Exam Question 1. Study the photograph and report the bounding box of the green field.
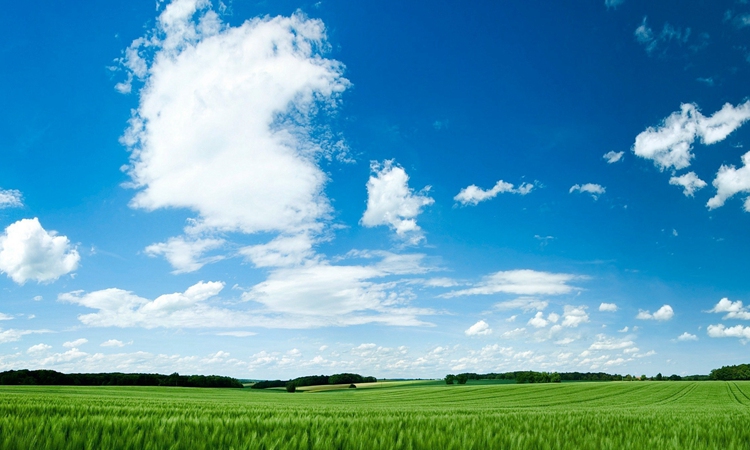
[2,381,750,449]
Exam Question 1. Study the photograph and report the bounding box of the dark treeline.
[251,373,376,389]
[446,371,713,384]
[710,364,750,380]
[0,370,243,388]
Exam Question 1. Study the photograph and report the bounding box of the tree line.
[0,370,243,388]
[251,373,376,390]
[444,371,715,384]
[710,364,750,380]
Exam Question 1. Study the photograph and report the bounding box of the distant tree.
[286,382,296,393]
[550,372,561,383]
[349,384,357,389]
[655,373,663,381]
[445,374,456,385]
[640,374,647,381]
[457,374,468,385]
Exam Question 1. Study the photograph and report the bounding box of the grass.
[1,381,749,449]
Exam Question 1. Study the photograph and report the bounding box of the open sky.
[1,0,750,379]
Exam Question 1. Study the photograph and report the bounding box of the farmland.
[1,381,750,449]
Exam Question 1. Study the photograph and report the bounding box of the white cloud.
[33,296,42,302]
[599,302,618,312]
[63,338,88,348]
[669,172,707,197]
[27,343,51,353]
[707,151,750,211]
[636,304,674,321]
[145,237,224,273]
[0,218,80,284]
[634,17,692,57]
[633,102,750,171]
[569,183,605,200]
[454,180,534,206]
[63,252,435,329]
[589,335,635,350]
[216,331,256,337]
[500,327,526,339]
[0,328,50,344]
[707,324,750,339]
[59,281,230,328]
[603,151,624,164]
[561,306,589,328]
[418,277,459,288]
[360,160,434,243]
[0,189,22,208]
[0,313,12,321]
[118,5,350,263]
[443,270,579,298]
[240,233,314,268]
[676,332,698,341]
[528,312,549,328]
[618,326,629,333]
[494,297,549,312]
[465,320,492,336]
[708,298,750,320]
[242,254,435,326]
[605,0,624,9]
[101,339,128,347]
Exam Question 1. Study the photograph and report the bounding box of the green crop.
[1,381,749,449]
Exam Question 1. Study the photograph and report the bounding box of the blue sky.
[1,0,750,378]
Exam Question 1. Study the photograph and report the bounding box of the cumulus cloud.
[527,311,560,329]
[0,218,80,284]
[605,0,624,9]
[707,324,750,339]
[216,331,256,337]
[101,339,128,347]
[63,338,88,348]
[708,298,750,320]
[561,306,589,328]
[242,253,434,326]
[636,304,674,321]
[569,183,605,200]
[0,328,49,344]
[707,151,750,211]
[0,313,12,321]
[145,237,225,273]
[465,320,492,336]
[63,252,435,329]
[27,343,52,353]
[360,160,434,243]
[633,102,750,171]
[240,233,315,268]
[589,335,635,351]
[0,189,22,208]
[669,172,707,197]
[599,302,618,312]
[59,281,229,328]
[603,151,624,164]
[443,270,579,298]
[494,297,549,312]
[676,332,698,341]
[117,3,351,271]
[500,327,526,339]
[454,180,534,206]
